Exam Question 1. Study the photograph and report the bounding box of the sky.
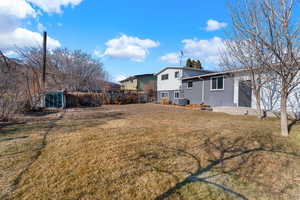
[0,0,234,82]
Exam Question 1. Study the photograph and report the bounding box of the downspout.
[200,78,204,103]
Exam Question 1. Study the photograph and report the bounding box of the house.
[156,66,213,104]
[182,70,254,108]
[181,69,300,116]
[120,74,156,92]
[102,81,121,94]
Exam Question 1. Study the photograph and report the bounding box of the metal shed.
[44,90,66,109]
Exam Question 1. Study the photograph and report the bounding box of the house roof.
[155,66,214,76]
[104,81,120,87]
[119,73,155,83]
[182,68,248,80]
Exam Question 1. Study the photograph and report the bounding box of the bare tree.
[16,47,49,108]
[227,0,300,136]
[48,48,106,92]
[17,47,107,93]
[220,38,272,119]
[261,78,281,112]
[0,51,26,120]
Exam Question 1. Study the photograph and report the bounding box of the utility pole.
[42,31,47,91]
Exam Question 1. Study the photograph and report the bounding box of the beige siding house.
[120,74,156,91]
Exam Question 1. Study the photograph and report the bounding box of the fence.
[64,91,154,108]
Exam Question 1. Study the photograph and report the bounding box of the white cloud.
[0,28,61,49]
[160,53,180,64]
[0,0,84,51]
[103,34,160,62]
[160,37,226,67]
[0,0,36,19]
[114,74,127,82]
[37,22,46,32]
[0,15,20,33]
[205,19,227,31]
[26,0,84,14]
[93,49,103,57]
[182,37,225,66]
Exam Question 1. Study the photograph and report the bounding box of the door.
[238,80,252,107]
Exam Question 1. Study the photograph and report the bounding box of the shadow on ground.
[134,132,300,200]
[0,108,125,200]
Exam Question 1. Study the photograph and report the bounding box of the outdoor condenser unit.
[174,98,188,106]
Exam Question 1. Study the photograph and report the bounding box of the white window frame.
[161,74,169,80]
[174,91,180,99]
[210,76,224,91]
[175,71,179,78]
[161,92,169,98]
[187,81,193,89]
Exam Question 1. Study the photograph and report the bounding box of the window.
[187,81,193,88]
[211,76,224,90]
[161,74,169,80]
[174,91,180,99]
[175,71,179,78]
[161,92,169,98]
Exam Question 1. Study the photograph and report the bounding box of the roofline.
[182,68,249,80]
[155,66,214,76]
[120,73,155,82]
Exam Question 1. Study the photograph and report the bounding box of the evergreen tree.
[186,58,192,68]
[186,58,202,69]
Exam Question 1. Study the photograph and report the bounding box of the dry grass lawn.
[0,104,300,200]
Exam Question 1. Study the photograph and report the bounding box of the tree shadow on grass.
[134,132,300,200]
[0,108,124,138]
[1,109,125,200]
[288,119,299,133]
[0,122,27,129]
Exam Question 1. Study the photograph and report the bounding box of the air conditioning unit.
[174,98,188,106]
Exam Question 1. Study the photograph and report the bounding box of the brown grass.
[1,104,300,200]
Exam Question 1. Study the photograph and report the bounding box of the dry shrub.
[161,97,170,105]
[100,91,143,105]
[185,104,210,109]
[65,91,142,106]
[66,92,102,107]
[123,92,138,104]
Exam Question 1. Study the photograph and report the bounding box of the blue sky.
[1,0,233,82]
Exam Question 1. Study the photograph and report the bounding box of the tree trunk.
[254,89,264,119]
[252,79,264,119]
[280,93,289,137]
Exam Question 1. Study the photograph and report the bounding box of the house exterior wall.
[157,90,184,103]
[138,75,156,91]
[233,72,257,109]
[182,71,300,115]
[260,76,300,114]
[203,75,235,107]
[177,70,299,116]
[182,79,203,104]
[286,86,300,114]
[156,67,209,104]
[157,68,183,91]
[182,74,235,107]
[121,79,138,90]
